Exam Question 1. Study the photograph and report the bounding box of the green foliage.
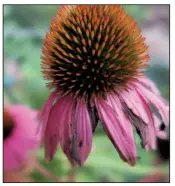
[31,134,167,182]
[123,5,147,24]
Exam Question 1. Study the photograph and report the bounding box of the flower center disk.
[41,5,149,99]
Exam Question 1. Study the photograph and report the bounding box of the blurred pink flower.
[3,105,41,171]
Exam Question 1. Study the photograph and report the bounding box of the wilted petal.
[76,99,93,165]
[139,76,161,96]
[136,83,169,125]
[60,99,93,166]
[119,85,156,150]
[39,90,58,136]
[95,97,136,166]
[87,103,99,132]
[44,95,73,161]
[120,100,148,148]
[60,99,76,166]
[107,93,136,147]
[73,99,93,165]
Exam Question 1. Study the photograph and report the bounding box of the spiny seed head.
[41,5,149,100]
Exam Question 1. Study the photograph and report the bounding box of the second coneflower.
[3,105,40,171]
[40,5,169,166]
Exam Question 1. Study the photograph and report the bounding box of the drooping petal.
[107,93,136,148]
[95,97,136,166]
[120,100,148,148]
[74,99,93,165]
[38,90,58,136]
[119,85,156,150]
[138,76,161,96]
[132,87,156,149]
[59,100,76,165]
[136,83,169,125]
[60,99,93,166]
[44,95,74,161]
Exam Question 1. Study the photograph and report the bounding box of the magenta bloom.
[3,105,40,171]
[40,5,169,166]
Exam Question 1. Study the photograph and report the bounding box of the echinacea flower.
[40,5,169,166]
[3,105,40,171]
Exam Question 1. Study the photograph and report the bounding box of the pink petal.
[107,93,136,146]
[139,76,161,96]
[60,99,93,166]
[95,97,137,166]
[60,99,76,166]
[136,83,169,125]
[44,95,74,161]
[134,88,156,149]
[119,85,156,150]
[74,99,93,165]
[38,90,58,136]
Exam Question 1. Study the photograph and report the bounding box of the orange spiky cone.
[41,5,149,100]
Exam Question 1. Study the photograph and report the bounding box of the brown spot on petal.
[79,140,83,148]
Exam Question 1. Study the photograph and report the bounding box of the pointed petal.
[60,99,76,166]
[38,90,58,136]
[95,97,136,166]
[107,93,136,145]
[139,76,161,96]
[74,99,93,165]
[136,83,169,125]
[119,85,156,150]
[44,95,73,161]
[60,99,93,166]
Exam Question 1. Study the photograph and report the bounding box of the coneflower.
[40,5,169,166]
[3,105,40,171]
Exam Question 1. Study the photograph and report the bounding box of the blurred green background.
[4,5,169,182]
